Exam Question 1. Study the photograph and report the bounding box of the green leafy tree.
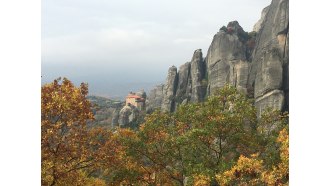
[174,85,259,178]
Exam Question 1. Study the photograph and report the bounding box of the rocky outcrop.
[161,66,178,112]
[205,21,250,95]
[146,84,164,113]
[111,109,120,128]
[255,90,285,116]
[147,0,289,116]
[175,62,192,104]
[253,5,270,33]
[118,105,139,128]
[248,0,289,115]
[111,90,146,128]
[151,50,207,113]
[190,49,207,102]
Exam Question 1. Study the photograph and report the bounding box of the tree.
[120,85,263,184]
[119,110,187,185]
[262,127,289,185]
[215,127,289,186]
[175,85,259,176]
[41,80,288,185]
[41,78,119,185]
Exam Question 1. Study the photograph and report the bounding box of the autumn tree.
[117,85,289,185]
[41,80,288,185]
[41,78,150,185]
[215,127,289,185]
[41,78,119,186]
[118,110,186,185]
[119,85,263,185]
[262,127,289,185]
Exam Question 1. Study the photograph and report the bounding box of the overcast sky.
[42,0,271,99]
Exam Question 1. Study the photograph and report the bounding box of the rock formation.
[146,84,164,113]
[205,21,250,95]
[118,105,139,128]
[161,66,178,112]
[111,109,120,128]
[147,49,208,111]
[175,62,192,104]
[253,5,270,33]
[190,49,207,102]
[147,0,289,116]
[248,0,289,116]
[112,90,147,128]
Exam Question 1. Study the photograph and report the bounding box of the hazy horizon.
[42,0,271,99]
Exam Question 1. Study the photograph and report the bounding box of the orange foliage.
[215,128,289,186]
[41,78,122,185]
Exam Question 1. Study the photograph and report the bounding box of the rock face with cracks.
[147,0,289,116]
[248,0,289,116]
[161,66,178,112]
[190,49,207,103]
[205,21,250,96]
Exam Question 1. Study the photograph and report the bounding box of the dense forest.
[41,78,288,185]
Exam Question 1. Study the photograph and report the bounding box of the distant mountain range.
[42,74,161,100]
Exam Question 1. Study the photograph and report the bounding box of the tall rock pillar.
[161,66,178,112]
[190,49,207,102]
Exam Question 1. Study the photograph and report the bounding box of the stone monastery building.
[125,91,146,110]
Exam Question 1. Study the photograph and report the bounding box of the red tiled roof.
[126,95,142,99]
